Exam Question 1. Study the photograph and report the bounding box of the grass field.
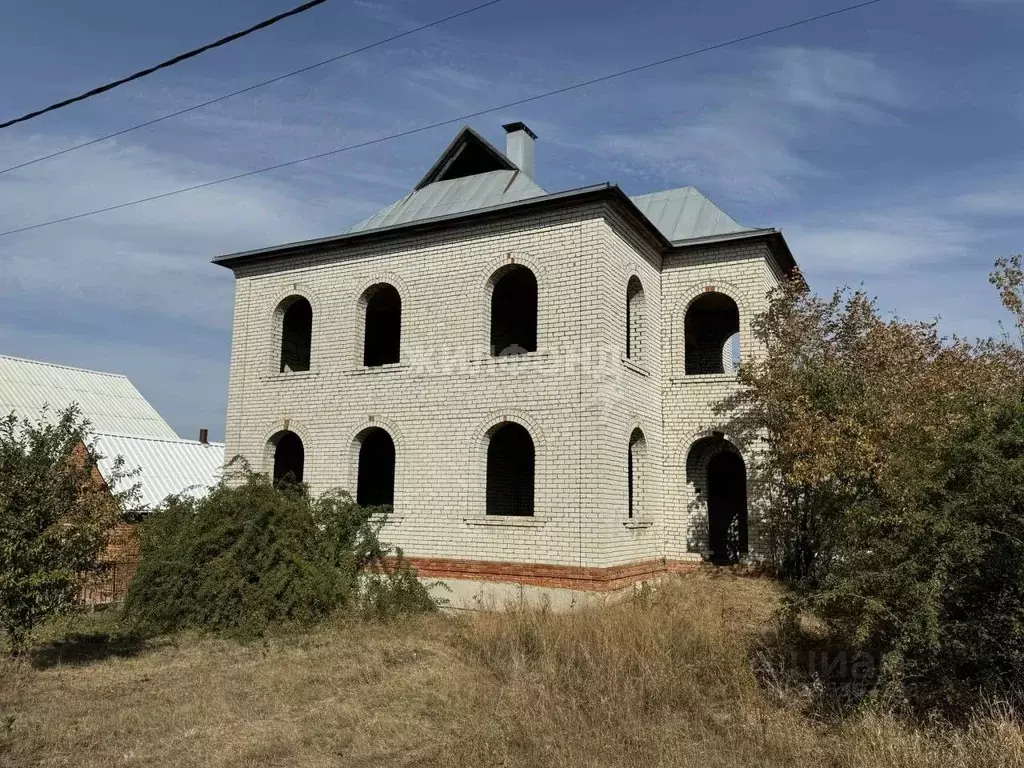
[2,572,1022,767]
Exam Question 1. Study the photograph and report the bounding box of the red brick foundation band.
[399,556,702,592]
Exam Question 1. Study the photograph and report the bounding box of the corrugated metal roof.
[0,355,178,439]
[93,432,225,510]
[348,170,547,234]
[629,187,753,243]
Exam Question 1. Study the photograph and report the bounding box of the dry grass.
[2,572,1023,767]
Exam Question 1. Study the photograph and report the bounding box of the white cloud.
[955,189,1024,217]
[595,46,907,201]
[0,134,384,329]
[787,210,977,274]
[763,47,905,122]
[601,103,818,201]
[0,132,391,435]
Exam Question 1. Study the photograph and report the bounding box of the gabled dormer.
[348,123,546,235]
[414,125,521,190]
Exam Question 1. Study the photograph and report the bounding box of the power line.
[0,0,505,176]
[0,0,886,240]
[0,0,330,130]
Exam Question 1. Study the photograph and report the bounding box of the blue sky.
[1,0,1022,440]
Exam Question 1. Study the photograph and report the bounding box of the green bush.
[123,471,435,637]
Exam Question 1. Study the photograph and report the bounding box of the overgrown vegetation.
[123,469,435,637]
[730,255,1024,716]
[4,575,1024,767]
[0,405,136,656]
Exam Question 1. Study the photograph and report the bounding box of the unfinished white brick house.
[214,122,796,594]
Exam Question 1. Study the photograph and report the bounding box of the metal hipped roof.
[348,170,546,234]
[630,186,753,243]
[0,355,178,439]
[93,432,225,510]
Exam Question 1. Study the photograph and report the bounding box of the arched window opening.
[628,428,647,518]
[490,266,537,356]
[486,422,535,516]
[362,284,402,367]
[626,277,645,363]
[684,293,739,375]
[356,428,396,507]
[271,430,304,486]
[279,297,312,373]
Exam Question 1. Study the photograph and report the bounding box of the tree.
[0,405,138,655]
[729,261,1024,713]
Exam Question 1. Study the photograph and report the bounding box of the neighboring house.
[213,122,797,597]
[0,355,225,511]
[0,355,225,602]
[92,432,226,510]
[0,353,179,440]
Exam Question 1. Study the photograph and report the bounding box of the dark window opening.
[272,431,304,486]
[490,266,537,356]
[486,422,535,516]
[363,284,402,367]
[280,297,312,373]
[628,428,646,518]
[684,293,739,375]
[626,277,645,362]
[706,451,748,564]
[356,428,396,507]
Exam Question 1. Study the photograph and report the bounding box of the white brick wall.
[222,201,784,569]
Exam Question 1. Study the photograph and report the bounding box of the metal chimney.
[199,428,209,444]
[502,122,536,179]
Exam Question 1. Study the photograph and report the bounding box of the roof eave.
[669,227,797,275]
[212,183,672,270]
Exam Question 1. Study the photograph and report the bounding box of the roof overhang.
[668,227,797,276]
[213,183,673,270]
[212,183,796,275]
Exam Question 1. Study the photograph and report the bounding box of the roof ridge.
[92,431,225,447]
[0,354,129,379]
[631,184,698,198]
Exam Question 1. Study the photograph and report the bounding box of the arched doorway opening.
[706,451,748,563]
[686,436,748,563]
